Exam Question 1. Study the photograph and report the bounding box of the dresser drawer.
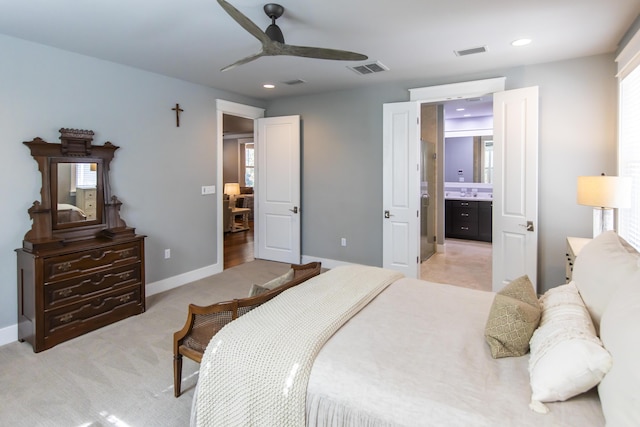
[44,286,142,338]
[44,262,142,309]
[78,188,97,200]
[43,241,142,283]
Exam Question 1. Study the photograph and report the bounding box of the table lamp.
[577,174,632,237]
[224,182,240,207]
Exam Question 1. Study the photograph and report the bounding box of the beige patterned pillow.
[248,269,295,297]
[484,275,541,358]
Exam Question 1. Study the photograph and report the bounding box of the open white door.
[492,86,539,292]
[382,102,420,278]
[255,115,301,264]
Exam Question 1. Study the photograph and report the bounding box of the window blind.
[618,63,640,250]
[75,163,97,188]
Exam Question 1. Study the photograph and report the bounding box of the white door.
[492,86,539,292]
[255,115,301,264]
[382,102,420,278]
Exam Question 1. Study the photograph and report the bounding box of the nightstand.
[565,237,592,282]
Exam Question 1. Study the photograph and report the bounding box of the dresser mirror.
[52,160,103,228]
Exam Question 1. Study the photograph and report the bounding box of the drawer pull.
[120,250,132,259]
[57,262,72,272]
[59,313,73,323]
[461,202,469,206]
[119,294,131,303]
[58,288,73,298]
[461,213,469,217]
[118,272,131,280]
[461,226,469,230]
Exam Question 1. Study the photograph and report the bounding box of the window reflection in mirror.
[56,162,98,224]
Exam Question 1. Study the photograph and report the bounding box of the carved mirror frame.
[22,128,132,252]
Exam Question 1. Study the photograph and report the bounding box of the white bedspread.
[193,265,403,426]
[306,278,604,427]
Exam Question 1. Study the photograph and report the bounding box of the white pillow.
[572,231,640,332]
[598,276,640,426]
[528,282,612,412]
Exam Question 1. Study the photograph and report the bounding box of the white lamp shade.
[577,176,632,209]
[224,182,240,196]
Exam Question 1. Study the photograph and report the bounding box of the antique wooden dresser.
[17,128,145,352]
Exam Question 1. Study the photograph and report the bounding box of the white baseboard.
[0,324,17,347]
[146,262,223,297]
[301,255,364,270]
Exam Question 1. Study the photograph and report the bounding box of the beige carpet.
[0,260,291,427]
[0,255,488,426]
[420,239,492,291]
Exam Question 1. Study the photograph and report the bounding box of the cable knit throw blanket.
[193,264,403,427]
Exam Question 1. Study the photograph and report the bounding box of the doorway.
[222,114,255,269]
[215,100,264,272]
[419,96,494,291]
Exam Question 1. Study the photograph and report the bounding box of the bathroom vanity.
[445,198,492,242]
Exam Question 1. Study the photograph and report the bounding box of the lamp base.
[592,207,614,238]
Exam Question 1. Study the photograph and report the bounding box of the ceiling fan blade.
[217,0,270,44]
[220,51,266,72]
[278,44,368,61]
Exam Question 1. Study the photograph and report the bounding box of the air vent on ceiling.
[348,61,389,76]
[454,46,488,57]
[281,79,307,86]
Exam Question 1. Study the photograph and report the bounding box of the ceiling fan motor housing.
[264,3,285,43]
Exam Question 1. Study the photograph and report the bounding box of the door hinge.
[417,210,419,217]
[417,256,419,264]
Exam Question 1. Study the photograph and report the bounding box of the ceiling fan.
[217,0,368,72]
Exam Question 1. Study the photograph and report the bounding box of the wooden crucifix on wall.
[172,103,184,127]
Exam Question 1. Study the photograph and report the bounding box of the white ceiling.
[1,0,638,101]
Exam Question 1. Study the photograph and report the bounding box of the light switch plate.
[201,185,216,195]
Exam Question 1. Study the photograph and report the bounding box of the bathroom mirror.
[445,135,493,184]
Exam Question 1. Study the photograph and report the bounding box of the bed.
[56,203,87,223]
[192,231,640,426]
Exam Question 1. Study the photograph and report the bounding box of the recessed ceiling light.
[463,114,471,117]
[512,38,532,47]
[263,84,275,89]
[456,108,465,112]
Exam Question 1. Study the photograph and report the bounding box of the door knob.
[519,221,534,232]
[384,210,394,219]
[289,206,299,214]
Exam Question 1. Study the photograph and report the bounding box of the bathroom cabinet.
[445,200,492,242]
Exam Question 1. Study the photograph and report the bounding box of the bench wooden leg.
[174,353,183,397]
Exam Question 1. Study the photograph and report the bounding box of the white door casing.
[382,102,420,278]
[492,86,539,292]
[255,115,301,264]
[382,83,539,290]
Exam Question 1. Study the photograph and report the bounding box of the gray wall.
[0,32,619,336]
[266,53,618,293]
[444,137,474,183]
[0,34,265,332]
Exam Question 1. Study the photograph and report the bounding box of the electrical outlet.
[341,238,347,247]
[164,249,171,259]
